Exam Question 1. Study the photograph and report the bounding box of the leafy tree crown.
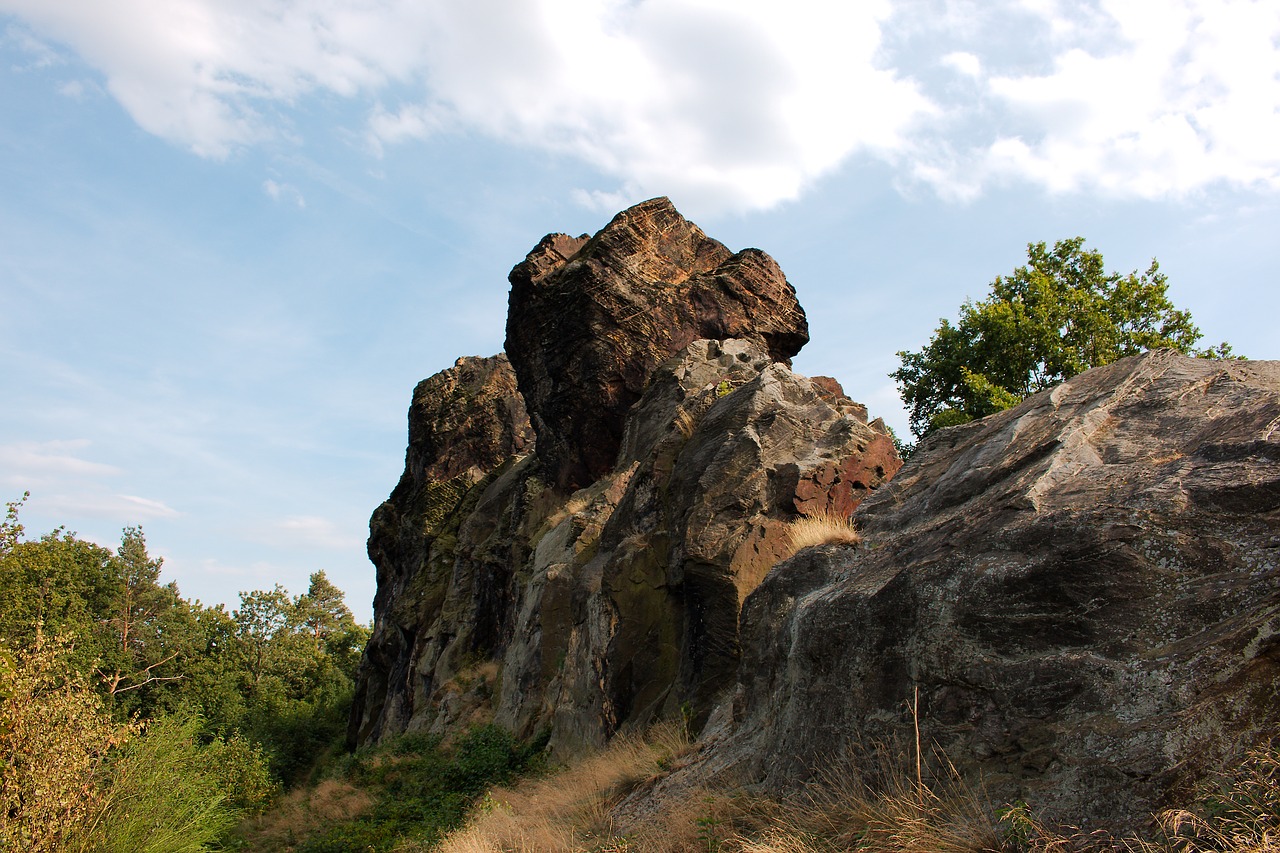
[893,237,1231,439]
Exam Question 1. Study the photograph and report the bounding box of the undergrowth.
[234,724,548,852]
[432,728,1280,853]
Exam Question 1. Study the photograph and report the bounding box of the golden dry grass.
[783,511,862,558]
[234,778,374,851]
[422,731,1280,853]
[434,722,695,853]
[674,408,697,440]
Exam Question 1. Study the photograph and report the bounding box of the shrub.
[0,630,130,853]
[75,714,242,853]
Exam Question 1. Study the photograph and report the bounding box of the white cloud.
[908,0,1280,198]
[263,178,306,208]
[941,51,981,78]
[2,0,1277,209]
[33,492,180,521]
[272,515,364,550]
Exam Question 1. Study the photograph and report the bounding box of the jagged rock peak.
[505,197,810,492]
[400,353,534,484]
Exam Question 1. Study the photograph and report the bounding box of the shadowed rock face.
[677,350,1280,833]
[506,197,809,493]
[351,354,533,745]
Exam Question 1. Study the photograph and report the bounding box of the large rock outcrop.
[506,197,809,493]
[664,350,1280,832]
[350,200,896,752]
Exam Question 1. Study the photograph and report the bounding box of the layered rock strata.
[349,201,897,753]
[657,350,1280,833]
[506,196,809,493]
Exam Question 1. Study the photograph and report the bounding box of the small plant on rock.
[783,511,862,558]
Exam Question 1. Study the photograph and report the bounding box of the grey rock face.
[350,336,896,753]
[698,350,1280,831]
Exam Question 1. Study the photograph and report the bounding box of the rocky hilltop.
[351,198,1279,833]
[646,348,1280,832]
[349,198,899,754]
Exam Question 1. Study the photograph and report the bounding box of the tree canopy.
[892,237,1233,439]
[0,497,372,846]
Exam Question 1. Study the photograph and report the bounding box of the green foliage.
[0,496,370,841]
[73,714,240,853]
[232,572,370,786]
[893,237,1231,439]
[285,724,544,853]
[0,628,131,852]
[0,630,262,852]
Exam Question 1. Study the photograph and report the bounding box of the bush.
[75,714,241,853]
[0,630,130,852]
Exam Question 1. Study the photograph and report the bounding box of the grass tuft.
[783,511,862,558]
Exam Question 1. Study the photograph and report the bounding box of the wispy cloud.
[271,515,364,551]
[0,439,121,483]
[2,0,1276,210]
[33,491,180,521]
[263,178,306,208]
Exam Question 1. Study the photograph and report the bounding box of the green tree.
[893,237,1233,439]
[232,579,369,786]
[99,528,189,707]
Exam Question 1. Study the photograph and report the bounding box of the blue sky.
[2,0,1277,622]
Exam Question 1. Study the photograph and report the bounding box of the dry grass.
[434,723,1007,853]
[783,511,862,558]
[674,408,698,440]
[434,722,696,853]
[420,729,1280,853]
[733,744,1011,853]
[233,778,374,851]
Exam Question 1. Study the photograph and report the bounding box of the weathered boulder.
[678,350,1280,832]
[506,196,809,493]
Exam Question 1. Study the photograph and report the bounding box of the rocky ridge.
[349,199,897,754]
[640,349,1280,832]
[351,197,1280,833]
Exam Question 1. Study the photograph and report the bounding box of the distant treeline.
[0,492,369,851]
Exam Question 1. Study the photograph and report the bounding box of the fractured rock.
[505,196,809,493]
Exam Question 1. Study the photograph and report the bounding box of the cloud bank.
[3,0,1277,211]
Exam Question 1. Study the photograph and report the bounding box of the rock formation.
[661,349,1280,833]
[506,197,809,493]
[351,195,1278,834]
[349,199,896,753]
